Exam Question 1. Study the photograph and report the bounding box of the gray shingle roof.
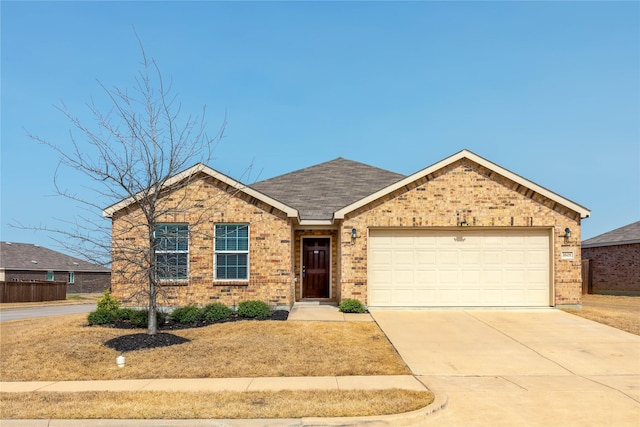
[582,221,640,247]
[0,242,109,272]
[251,158,405,220]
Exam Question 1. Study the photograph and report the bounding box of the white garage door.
[369,229,551,307]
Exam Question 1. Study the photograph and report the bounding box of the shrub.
[128,309,149,328]
[170,305,202,323]
[87,308,116,325]
[339,298,365,313]
[237,300,271,319]
[96,289,120,312]
[128,310,166,328]
[114,307,137,321]
[201,303,232,322]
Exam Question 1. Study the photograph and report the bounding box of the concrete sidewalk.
[287,302,372,322]
[0,375,426,393]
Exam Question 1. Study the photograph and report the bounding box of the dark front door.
[302,238,330,298]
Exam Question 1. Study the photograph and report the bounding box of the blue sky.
[1,1,639,253]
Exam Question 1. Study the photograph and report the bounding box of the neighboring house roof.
[251,158,404,222]
[582,221,640,248]
[0,242,110,272]
[103,149,591,225]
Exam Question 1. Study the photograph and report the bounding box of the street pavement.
[0,303,95,322]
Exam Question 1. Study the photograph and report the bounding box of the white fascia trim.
[297,220,335,226]
[334,149,591,220]
[102,163,299,219]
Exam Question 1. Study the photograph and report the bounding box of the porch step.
[293,300,337,306]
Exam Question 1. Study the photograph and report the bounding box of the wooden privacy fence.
[0,281,67,303]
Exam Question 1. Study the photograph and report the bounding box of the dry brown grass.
[563,294,640,335]
[1,314,409,381]
[0,389,434,419]
[0,314,426,420]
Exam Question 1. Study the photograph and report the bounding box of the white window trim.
[68,272,75,284]
[214,223,250,282]
[155,223,190,282]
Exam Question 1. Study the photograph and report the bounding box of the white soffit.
[102,163,299,219]
[334,149,591,220]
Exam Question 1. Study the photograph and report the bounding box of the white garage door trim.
[368,228,552,308]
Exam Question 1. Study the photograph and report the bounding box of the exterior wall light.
[351,228,357,239]
[562,228,571,238]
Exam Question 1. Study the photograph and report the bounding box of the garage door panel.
[369,229,550,307]
[415,270,436,282]
[393,269,414,284]
[415,289,437,304]
[393,250,415,265]
[416,250,436,264]
[371,249,393,265]
[437,250,459,264]
[528,250,548,264]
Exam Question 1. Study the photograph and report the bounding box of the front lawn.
[1,314,410,381]
[563,294,639,335]
[0,313,433,419]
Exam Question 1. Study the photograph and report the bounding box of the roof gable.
[335,149,591,220]
[102,163,299,219]
[582,221,640,247]
[251,158,404,222]
[0,242,109,272]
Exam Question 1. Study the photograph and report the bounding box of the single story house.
[104,149,590,309]
[0,241,111,293]
[581,221,640,295]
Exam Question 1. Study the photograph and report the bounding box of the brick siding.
[110,159,585,310]
[339,159,583,307]
[582,244,640,294]
[110,173,294,309]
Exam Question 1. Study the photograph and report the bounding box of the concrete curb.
[300,389,448,426]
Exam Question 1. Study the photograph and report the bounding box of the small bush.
[96,289,120,312]
[201,303,232,322]
[170,305,202,323]
[127,310,166,328]
[87,308,116,325]
[339,298,365,313]
[128,309,149,328]
[237,300,271,319]
[114,307,137,321]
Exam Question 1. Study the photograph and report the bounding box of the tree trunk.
[148,276,158,335]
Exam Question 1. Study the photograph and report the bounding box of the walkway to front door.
[302,237,330,298]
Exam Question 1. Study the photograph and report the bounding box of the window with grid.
[215,224,249,280]
[154,224,189,280]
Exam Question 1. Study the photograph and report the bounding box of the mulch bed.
[102,310,289,352]
[105,333,190,352]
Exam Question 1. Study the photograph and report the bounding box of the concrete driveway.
[371,309,640,426]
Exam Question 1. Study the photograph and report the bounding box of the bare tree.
[25,36,225,334]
